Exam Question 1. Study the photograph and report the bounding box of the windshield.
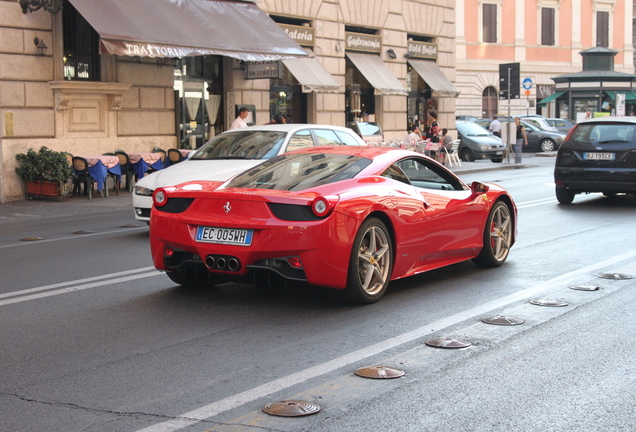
[190,131,286,160]
[457,122,490,136]
[225,152,372,192]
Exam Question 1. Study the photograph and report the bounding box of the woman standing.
[427,110,440,143]
[514,117,528,163]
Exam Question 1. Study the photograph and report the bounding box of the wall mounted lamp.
[386,49,397,59]
[20,0,62,14]
[34,36,47,56]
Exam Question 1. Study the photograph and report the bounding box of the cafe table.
[128,152,164,179]
[81,155,121,196]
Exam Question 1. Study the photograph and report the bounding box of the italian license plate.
[496,151,503,155]
[195,226,253,246]
[584,152,615,161]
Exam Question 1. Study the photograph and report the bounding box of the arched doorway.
[482,86,498,117]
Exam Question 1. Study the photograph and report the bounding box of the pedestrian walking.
[489,115,502,138]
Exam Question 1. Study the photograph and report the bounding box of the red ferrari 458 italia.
[149,146,517,304]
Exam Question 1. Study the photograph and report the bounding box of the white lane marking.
[516,197,556,209]
[0,226,147,249]
[0,267,161,307]
[136,248,636,432]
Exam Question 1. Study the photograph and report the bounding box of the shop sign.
[407,41,437,59]
[278,24,314,47]
[245,61,282,79]
[345,32,382,53]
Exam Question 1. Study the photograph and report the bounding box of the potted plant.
[15,146,73,198]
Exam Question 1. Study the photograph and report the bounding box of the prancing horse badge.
[223,202,231,214]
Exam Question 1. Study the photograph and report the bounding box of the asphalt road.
[1,154,635,432]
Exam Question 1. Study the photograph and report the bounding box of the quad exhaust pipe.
[205,254,241,272]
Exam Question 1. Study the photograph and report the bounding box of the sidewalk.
[0,153,556,221]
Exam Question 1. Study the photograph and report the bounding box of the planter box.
[26,181,64,198]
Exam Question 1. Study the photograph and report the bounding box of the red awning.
[68,0,307,61]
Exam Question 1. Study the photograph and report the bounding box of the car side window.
[335,131,362,146]
[381,165,411,185]
[313,129,341,146]
[287,130,314,152]
[395,158,465,191]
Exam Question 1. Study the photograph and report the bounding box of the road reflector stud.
[262,400,321,417]
[72,230,95,234]
[354,366,405,379]
[481,315,524,326]
[120,224,141,228]
[425,337,472,349]
[19,236,43,241]
[530,298,569,307]
[598,272,632,280]
[569,284,600,291]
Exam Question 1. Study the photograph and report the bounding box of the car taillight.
[153,188,169,207]
[311,196,338,217]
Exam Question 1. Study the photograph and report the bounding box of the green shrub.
[15,146,73,183]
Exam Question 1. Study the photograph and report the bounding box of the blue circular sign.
[522,78,533,90]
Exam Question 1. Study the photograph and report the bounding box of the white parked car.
[132,124,366,223]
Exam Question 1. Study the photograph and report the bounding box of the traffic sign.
[499,63,520,100]
[522,78,533,90]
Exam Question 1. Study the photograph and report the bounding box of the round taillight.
[311,196,332,217]
[153,188,168,207]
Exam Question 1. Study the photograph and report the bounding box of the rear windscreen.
[225,152,372,192]
[570,123,636,144]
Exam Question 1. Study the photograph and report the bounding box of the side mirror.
[471,181,489,195]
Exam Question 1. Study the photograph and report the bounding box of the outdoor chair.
[444,140,461,167]
[71,156,96,199]
[167,148,183,165]
[115,150,135,193]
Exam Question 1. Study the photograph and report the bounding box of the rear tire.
[339,218,393,304]
[555,187,575,204]
[472,201,513,268]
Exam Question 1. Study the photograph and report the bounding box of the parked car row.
[473,119,566,153]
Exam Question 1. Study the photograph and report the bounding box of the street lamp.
[34,36,47,56]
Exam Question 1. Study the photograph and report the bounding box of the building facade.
[455,0,634,119]
[0,0,459,203]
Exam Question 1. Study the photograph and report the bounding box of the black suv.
[554,117,636,204]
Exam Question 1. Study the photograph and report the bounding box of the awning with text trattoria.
[282,56,341,93]
[346,53,408,96]
[407,59,460,98]
[68,0,307,61]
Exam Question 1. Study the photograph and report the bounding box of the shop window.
[482,86,498,117]
[482,4,497,43]
[541,8,555,46]
[596,11,609,47]
[63,0,100,80]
